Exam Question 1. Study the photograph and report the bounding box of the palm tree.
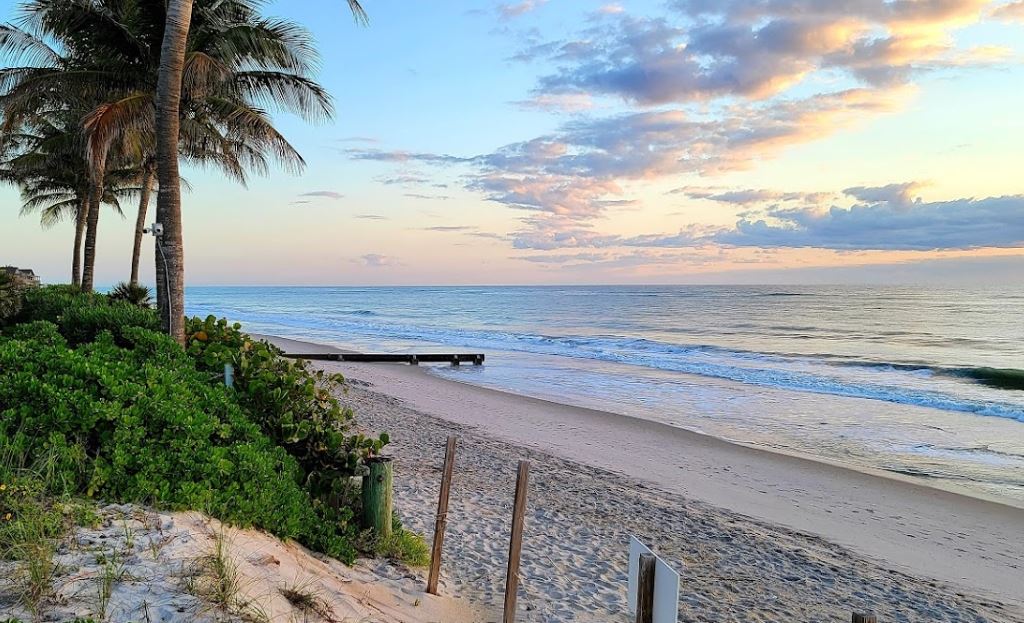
[2,0,338,301]
[154,0,367,343]
[0,113,128,286]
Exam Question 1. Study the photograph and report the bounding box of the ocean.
[186,285,1024,503]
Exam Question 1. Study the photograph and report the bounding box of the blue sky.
[3,0,1024,285]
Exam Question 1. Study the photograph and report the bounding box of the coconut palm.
[154,0,367,343]
[2,0,339,301]
[0,113,127,285]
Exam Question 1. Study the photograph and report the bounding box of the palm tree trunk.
[81,163,106,293]
[71,194,88,288]
[154,0,194,345]
[130,164,155,286]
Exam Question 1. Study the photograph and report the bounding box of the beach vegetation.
[107,282,153,309]
[279,580,334,620]
[185,315,390,502]
[0,272,25,325]
[359,513,431,567]
[1,442,97,616]
[0,286,391,565]
[13,285,159,347]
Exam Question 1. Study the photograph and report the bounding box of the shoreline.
[338,363,1023,622]
[431,364,1024,511]
[259,333,1024,608]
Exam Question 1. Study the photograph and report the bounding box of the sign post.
[627,536,680,623]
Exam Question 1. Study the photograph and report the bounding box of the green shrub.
[185,316,389,501]
[58,302,160,346]
[0,326,357,561]
[15,285,98,323]
[368,514,430,567]
[0,272,25,325]
[15,285,158,346]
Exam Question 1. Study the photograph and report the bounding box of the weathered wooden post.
[223,363,234,388]
[635,553,656,623]
[362,456,393,538]
[852,613,877,623]
[427,436,458,595]
[503,461,530,623]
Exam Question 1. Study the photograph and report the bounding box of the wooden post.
[362,457,393,538]
[503,461,530,623]
[852,614,877,623]
[635,553,656,623]
[427,436,458,595]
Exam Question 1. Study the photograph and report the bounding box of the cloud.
[422,226,477,232]
[842,182,921,205]
[530,2,1003,105]
[498,0,547,20]
[345,2,1014,257]
[345,148,471,165]
[354,214,388,220]
[508,185,1024,252]
[717,193,1024,251]
[466,231,510,241]
[671,186,835,205]
[378,174,431,186]
[419,226,510,242]
[348,87,911,247]
[513,93,595,112]
[337,136,378,143]
[404,193,452,200]
[355,254,402,268]
[517,251,613,264]
[300,191,345,200]
[994,1,1024,21]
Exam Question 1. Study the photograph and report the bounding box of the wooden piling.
[427,436,458,595]
[503,461,530,623]
[852,614,877,623]
[361,456,393,538]
[635,553,656,623]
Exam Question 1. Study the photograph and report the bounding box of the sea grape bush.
[0,286,394,562]
[184,316,389,501]
[14,285,158,346]
[0,324,357,560]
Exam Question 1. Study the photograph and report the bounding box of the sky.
[2,0,1024,286]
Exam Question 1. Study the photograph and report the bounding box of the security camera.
[144,223,164,236]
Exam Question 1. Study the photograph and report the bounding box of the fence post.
[503,461,530,623]
[362,456,393,538]
[427,436,458,595]
[635,553,656,623]
[852,614,877,623]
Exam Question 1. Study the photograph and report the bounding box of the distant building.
[1,266,40,287]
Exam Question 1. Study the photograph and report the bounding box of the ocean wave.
[185,304,1024,423]
[758,292,816,297]
[950,367,1024,391]
[834,361,1024,391]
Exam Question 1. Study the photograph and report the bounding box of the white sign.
[627,535,680,623]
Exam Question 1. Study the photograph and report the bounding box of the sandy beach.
[0,503,483,623]
[255,336,1024,622]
